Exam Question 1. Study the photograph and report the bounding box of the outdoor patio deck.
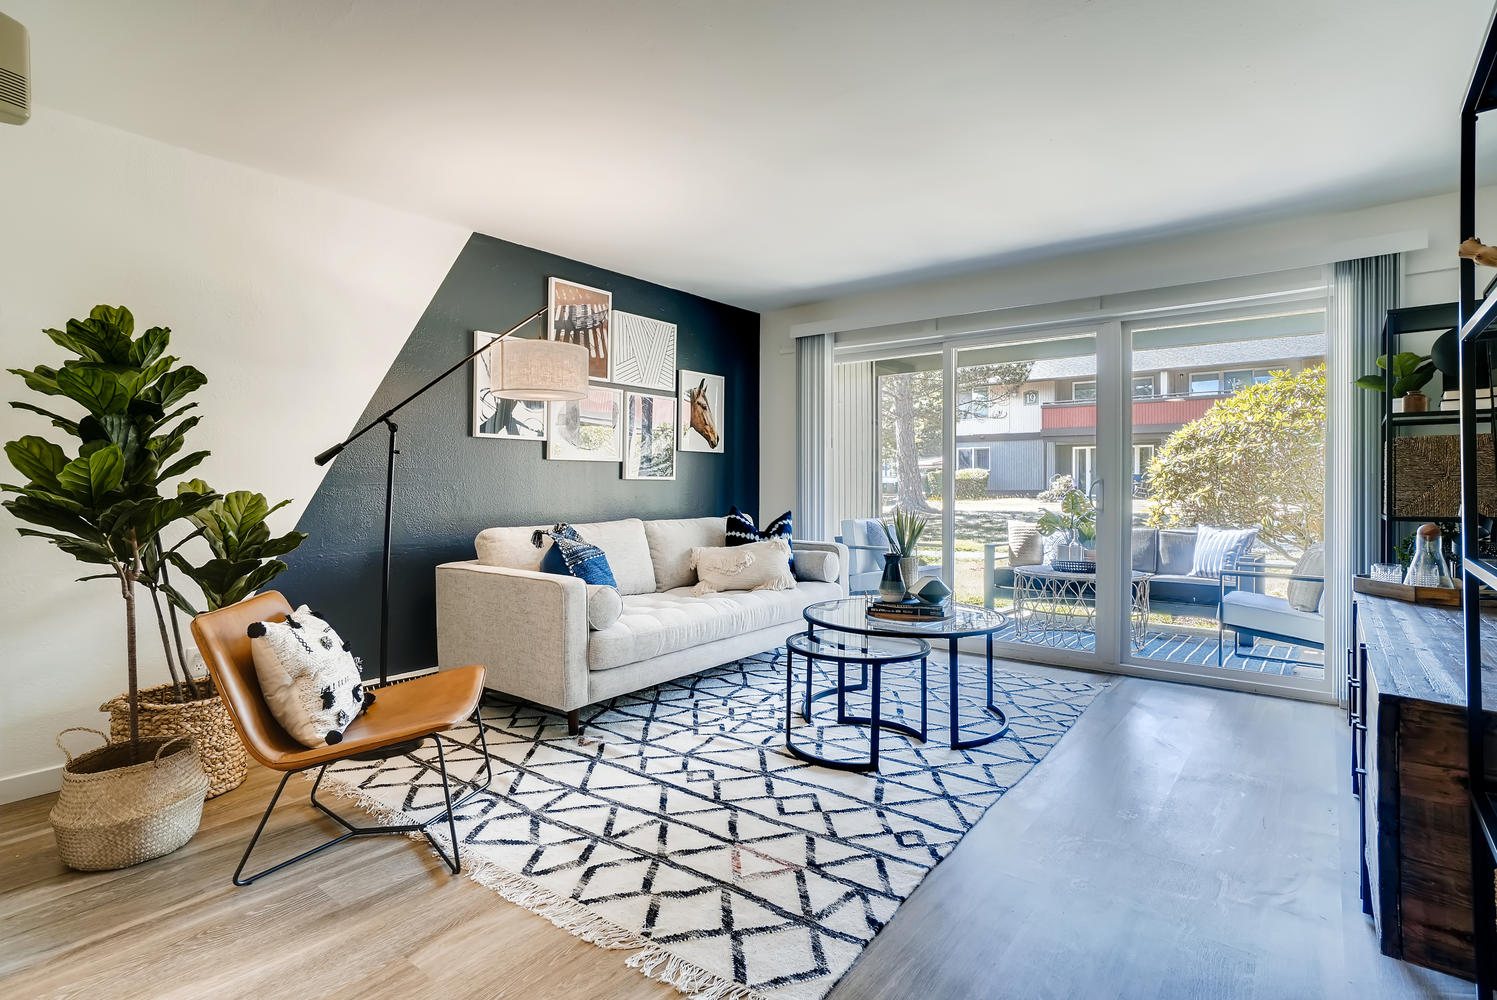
[989,619,1324,679]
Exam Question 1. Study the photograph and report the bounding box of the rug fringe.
[627,946,771,1000]
[308,771,767,1000]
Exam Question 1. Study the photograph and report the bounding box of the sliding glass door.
[824,295,1334,699]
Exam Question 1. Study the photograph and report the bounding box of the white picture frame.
[546,386,623,462]
[471,332,546,440]
[611,311,677,392]
[678,369,725,454]
[548,276,612,382]
[622,392,677,480]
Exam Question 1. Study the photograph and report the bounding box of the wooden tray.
[1353,574,1462,607]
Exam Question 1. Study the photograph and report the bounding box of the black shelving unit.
[1378,303,1460,562]
[1458,11,1497,995]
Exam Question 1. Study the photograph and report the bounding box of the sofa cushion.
[643,516,726,591]
[1222,590,1324,646]
[586,585,623,630]
[1286,543,1326,612]
[1007,520,1043,567]
[588,581,842,671]
[1190,525,1259,579]
[794,549,840,584]
[691,540,795,595]
[1157,530,1197,577]
[1131,527,1159,574]
[476,518,656,595]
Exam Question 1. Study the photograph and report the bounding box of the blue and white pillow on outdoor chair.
[1189,524,1259,579]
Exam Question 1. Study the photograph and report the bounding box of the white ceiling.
[7,0,1494,310]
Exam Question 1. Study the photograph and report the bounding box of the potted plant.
[4,306,219,868]
[881,508,930,590]
[4,306,308,867]
[1355,351,1436,413]
[99,480,306,796]
[1035,489,1097,566]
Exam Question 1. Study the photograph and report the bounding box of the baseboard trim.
[1,764,66,805]
[2,667,442,805]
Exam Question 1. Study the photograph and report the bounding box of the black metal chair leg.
[421,734,463,875]
[235,766,361,886]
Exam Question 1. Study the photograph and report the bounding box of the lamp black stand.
[314,305,548,685]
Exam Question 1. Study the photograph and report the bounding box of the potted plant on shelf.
[882,508,930,592]
[1035,489,1097,568]
[4,306,306,868]
[1355,351,1436,413]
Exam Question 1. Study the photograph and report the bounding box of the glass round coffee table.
[802,597,1011,751]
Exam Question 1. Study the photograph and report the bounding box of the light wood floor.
[0,664,1475,1000]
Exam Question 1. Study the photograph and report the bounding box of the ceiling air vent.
[0,12,30,125]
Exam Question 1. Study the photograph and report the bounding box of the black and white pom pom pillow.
[726,506,793,571]
[247,605,374,748]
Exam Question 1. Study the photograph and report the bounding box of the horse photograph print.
[678,369,725,454]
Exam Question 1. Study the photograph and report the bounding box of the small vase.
[879,553,907,602]
[1403,391,1428,413]
[900,556,919,589]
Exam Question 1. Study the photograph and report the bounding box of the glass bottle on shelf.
[1403,522,1453,588]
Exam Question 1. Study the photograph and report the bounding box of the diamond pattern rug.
[316,653,1107,1000]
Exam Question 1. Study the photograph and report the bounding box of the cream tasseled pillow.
[688,538,796,596]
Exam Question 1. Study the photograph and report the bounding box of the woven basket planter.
[1392,433,1497,519]
[101,680,248,798]
[49,728,210,871]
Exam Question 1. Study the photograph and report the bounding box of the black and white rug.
[317,654,1107,1000]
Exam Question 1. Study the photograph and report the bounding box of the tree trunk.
[889,374,936,514]
[123,572,140,759]
[148,584,187,703]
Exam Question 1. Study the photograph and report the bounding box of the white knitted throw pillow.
[688,539,796,596]
[248,605,373,748]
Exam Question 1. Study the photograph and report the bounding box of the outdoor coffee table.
[801,597,1011,751]
[1012,564,1153,650]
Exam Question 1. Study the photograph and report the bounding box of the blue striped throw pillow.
[727,506,794,572]
[1188,524,1258,579]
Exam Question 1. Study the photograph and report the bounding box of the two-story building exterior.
[952,333,1325,494]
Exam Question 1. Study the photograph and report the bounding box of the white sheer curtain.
[795,334,833,541]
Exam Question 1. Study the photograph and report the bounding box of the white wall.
[0,111,468,801]
[762,189,1493,519]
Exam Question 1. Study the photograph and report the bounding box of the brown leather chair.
[192,592,492,885]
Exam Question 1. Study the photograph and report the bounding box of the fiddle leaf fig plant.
[166,480,306,612]
[3,306,217,754]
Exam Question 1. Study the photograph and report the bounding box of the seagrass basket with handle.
[49,728,210,871]
[100,679,248,797]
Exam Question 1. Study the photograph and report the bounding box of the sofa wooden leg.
[567,709,581,736]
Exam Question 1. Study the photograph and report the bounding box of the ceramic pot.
[900,556,919,590]
[879,553,907,602]
[1403,391,1428,413]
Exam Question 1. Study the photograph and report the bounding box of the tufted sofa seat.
[435,516,848,732]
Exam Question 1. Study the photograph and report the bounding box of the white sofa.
[436,516,848,733]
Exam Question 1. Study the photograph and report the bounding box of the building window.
[1023,389,1039,406]
[959,385,992,418]
[957,446,990,471]
[1223,368,1274,393]
[1189,372,1222,395]
[1072,380,1097,401]
[1132,375,1156,398]
[1133,444,1156,476]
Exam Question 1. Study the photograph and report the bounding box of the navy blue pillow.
[531,524,617,587]
[726,506,794,571]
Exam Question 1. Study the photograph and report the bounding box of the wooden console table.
[1354,594,1497,979]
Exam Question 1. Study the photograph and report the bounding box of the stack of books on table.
[1441,389,1497,411]
[867,597,952,622]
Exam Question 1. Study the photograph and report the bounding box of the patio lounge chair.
[1217,551,1325,667]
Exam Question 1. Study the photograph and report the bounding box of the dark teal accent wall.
[276,232,760,677]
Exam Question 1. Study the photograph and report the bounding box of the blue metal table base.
[784,642,928,773]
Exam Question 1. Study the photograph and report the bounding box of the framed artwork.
[611,311,677,392]
[678,369,725,454]
[548,277,611,381]
[546,386,623,462]
[471,332,546,440]
[622,392,677,480]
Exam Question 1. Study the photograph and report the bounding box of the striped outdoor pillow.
[1188,524,1258,579]
[727,506,794,572]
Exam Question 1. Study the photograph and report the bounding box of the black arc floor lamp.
[314,306,589,684]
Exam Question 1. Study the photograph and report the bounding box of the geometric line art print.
[316,654,1107,1000]
[611,310,677,392]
